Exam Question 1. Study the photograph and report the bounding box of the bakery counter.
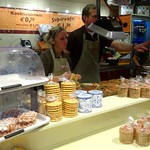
[99,64,132,80]
[0,96,150,150]
[53,124,150,150]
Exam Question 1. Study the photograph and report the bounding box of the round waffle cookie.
[44,82,61,101]
[61,81,76,100]
[63,99,78,118]
[45,101,62,122]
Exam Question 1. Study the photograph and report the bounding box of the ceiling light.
[76,11,81,14]
[65,10,69,14]
[7,4,11,7]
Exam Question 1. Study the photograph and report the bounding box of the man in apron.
[73,34,100,82]
[67,4,150,83]
[67,4,113,83]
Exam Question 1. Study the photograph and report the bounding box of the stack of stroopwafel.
[63,99,78,118]
[61,81,76,100]
[45,100,62,122]
[44,82,61,101]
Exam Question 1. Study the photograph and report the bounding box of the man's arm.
[110,40,150,52]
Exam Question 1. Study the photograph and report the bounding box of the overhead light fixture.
[65,10,69,14]
[76,11,81,14]
[25,4,35,10]
[45,8,50,12]
[7,4,11,7]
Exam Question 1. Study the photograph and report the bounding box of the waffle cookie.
[17,111,37,129]
[63,99,78,118]
[61,81,76,100]
[44,82,61,101]
[45,101,62,122]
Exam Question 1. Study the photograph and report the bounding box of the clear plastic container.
[0,47,45,76]
[0,47,48,94]
[0,47,50,142]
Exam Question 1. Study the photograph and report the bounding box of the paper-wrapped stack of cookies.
[63,99,78,118]
[119,124,134,144]
[118,83,129,97]
[44,82,61,101]
[128,85,141,98]
[45,95,62,122]
[119,115,150,147]
[37,89,46,115]
[140,83,150,98]
[136,127,150,146]
[61,80,76,101]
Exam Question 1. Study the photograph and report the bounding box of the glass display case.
[0,47,50,143]
[0,47,48,93]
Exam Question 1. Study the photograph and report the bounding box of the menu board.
[0,7,83,33]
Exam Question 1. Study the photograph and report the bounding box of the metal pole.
[96,0,100,19]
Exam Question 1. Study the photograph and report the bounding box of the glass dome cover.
[0,47,48,93]
[0,47,45,76]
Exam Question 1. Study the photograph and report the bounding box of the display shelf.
[53,124,150,150]
[40,96,150,130]
[1,96,149,150]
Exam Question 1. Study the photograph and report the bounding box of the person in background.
[67,4,150,83]
[132,50,150,75]
[132,50,149,67]
[40,26,72,82]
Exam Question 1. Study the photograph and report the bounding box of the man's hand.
[134,41,150,52]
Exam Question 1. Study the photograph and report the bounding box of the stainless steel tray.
[0,112,50,143]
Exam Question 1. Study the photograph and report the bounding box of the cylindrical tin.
[88,90,103,108]
[75,90,87,96]
[77,94,92,113]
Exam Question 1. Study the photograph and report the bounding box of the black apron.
[73,34,100,83]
